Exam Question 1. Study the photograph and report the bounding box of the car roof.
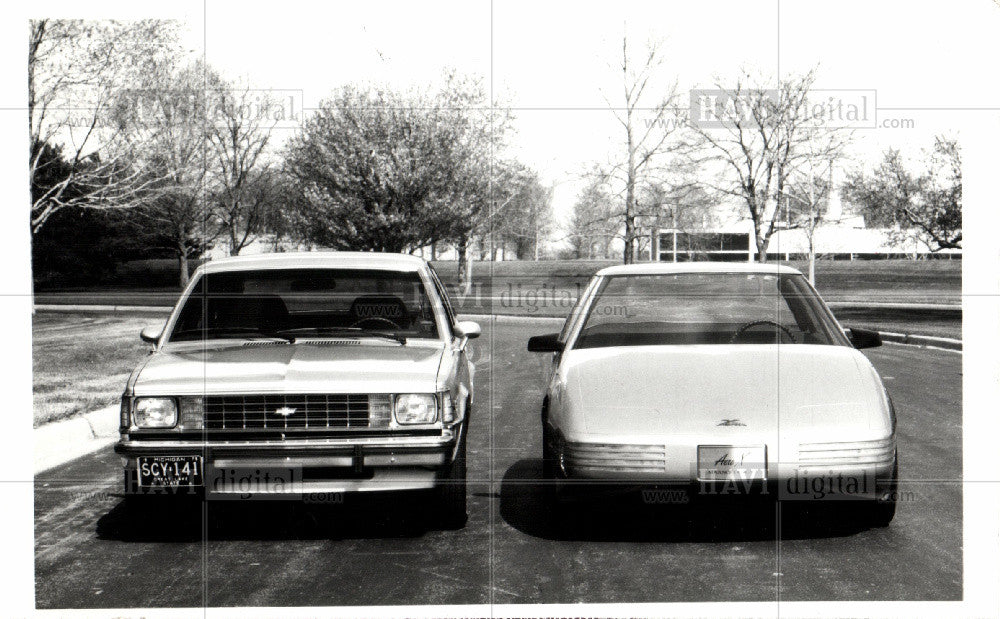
[196,251,428,275]
[596,262,803,276]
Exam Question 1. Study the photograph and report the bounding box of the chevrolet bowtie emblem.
[717,418,746,426]
[274,407,297,417]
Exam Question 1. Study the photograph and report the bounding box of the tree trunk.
[229,227,241,256]
[431,242,437,261]
[754,234,770,263]
[457,237,470,295]
[178,251,190,288]
[807,235,816,285]
[624,195,635,264]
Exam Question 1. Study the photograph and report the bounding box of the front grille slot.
[563,442,668,473]
[798,438,895,468]
[204,394,371,430]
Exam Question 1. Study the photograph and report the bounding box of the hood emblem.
[273,406,297,417]
[717,418,746,426]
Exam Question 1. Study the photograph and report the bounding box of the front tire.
[541,425,567,517]
[862,456,899,527]
[434,429,468,529]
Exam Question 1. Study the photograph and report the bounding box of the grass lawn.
[32,312,159,427]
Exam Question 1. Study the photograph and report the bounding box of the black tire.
[541,425,567,518]
[435,428,468,529]
[863,456,899,528]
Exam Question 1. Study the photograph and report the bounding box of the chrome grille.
[204,394,375,430]
[563,442,667,473]
[798,438,895,469]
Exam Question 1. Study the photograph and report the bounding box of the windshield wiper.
[171,328,294,343]
[275,327,407,345]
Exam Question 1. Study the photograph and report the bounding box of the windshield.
[168,268,441,343]
[573,272,849,349]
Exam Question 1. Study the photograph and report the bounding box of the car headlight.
[394,393,438,425]
[132,397,178,428]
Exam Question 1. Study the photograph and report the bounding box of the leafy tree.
[284,72,510,287]
[843,136,961,252]
[285,82,474,252]
[113,60,222,286]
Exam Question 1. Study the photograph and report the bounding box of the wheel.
[864,456,899,527]
[434,428,467,529]
[541,425,567,517]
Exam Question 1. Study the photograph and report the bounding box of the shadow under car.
[498,458,884,543]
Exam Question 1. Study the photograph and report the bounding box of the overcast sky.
[164,0,993,227]
[21,0,993,229]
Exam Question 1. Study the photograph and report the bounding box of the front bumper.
[115,429,461,497]
[556,437,897,501]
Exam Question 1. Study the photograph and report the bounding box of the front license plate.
[138,456,203,487]
[697,445,767,481]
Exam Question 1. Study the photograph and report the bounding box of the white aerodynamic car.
[528,263,898,526]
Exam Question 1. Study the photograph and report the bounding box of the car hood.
[560,344,889,442]
[132,340,446,395]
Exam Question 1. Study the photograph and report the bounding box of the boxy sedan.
[116,252,479,527]
[528,263,898,526]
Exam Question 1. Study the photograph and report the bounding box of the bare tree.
[567,167,622,259]
[688,70,847,262]
[29,19,179,233]
[602,36,685,263]
[208,84,278,255]
[783,140,844,283]
[483,162,553,260]
[638,177,718,261]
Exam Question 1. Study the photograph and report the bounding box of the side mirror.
[847,327,882,349]
[527,332,564,353]
[454,320,481,340]
[140,325,163,345]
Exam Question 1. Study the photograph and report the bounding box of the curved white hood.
[559,344,890,443]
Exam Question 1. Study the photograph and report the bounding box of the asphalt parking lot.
[34,319,962,608]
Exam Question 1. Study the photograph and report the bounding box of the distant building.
[648,217,961,262]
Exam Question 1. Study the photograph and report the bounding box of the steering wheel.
[729,320,797,344]
[350,316,402,330]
